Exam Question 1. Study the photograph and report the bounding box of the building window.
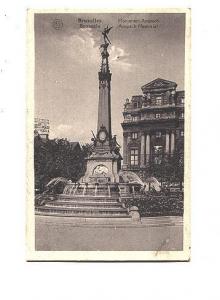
[181,98,184,104]
[180,130,184,137]
[181,112,184,118]
[132,115,139,121]
[130,149,139,166]
[156,97,162,105]
[156,131,161,138]
[133,102,141,109]
[155,113,161,119]
[125,114,131,120]
[131,132,138,139]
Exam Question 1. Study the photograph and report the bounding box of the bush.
[125,191,183,217]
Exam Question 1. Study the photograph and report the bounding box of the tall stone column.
[171,130,175,155]
[145,132,150,163]
[123,134,128,166]
[97,43,112,137]
[98,77,111,135]
[140,134,145,167]
[165,130,170,154]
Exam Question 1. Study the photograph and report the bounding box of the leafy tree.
[148,149,184,189]
[34,135,92,192]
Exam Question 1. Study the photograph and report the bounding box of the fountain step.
[35,190,130,218]
[45,203,123,211]
[55,197,120,203]
[59,195,120,202]
[63,193,119,197]
[58,196,119,202]
[40,205,127,212]
[36,211,131,218]
[47,201,122,208]
[35,207,130,218]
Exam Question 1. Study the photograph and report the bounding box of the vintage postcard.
[26,8,191,261]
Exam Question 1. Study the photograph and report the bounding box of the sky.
[34,13,185,147]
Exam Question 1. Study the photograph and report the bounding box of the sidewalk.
[35,215,183,251]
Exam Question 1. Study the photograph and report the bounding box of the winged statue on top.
[102,25,113,44]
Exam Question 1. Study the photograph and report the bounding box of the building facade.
[34,118,50,140]
[121,78,184,180]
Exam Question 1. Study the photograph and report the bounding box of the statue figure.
[102,25,113,45]
[112,135,120,147]
[110,135,121,154]
[91,130,97,146]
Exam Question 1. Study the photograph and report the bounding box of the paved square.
[35,215,183,251]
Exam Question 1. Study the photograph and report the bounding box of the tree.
[148,150,184,189]
[34,136,92,192]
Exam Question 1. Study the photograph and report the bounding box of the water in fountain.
[118,170,161,192]
[46,177,69,188]
[108,185,111,197]
[83,184,86,196]
[144,177,161,192]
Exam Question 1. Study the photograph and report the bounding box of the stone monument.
[82,26,122,184]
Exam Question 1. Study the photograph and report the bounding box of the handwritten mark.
[155,238,170,256]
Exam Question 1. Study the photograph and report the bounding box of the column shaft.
[165,131,170,154]
[123,135,128,165]
[140,134,145,166]
[171,131,175,155]
[146,133,150,162]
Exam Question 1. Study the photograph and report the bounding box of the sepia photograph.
[3,0,220,299]
[26,9,190,260]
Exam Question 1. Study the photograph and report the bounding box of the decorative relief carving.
[93,164,109,176]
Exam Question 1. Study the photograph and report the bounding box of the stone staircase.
[35,194,131,218]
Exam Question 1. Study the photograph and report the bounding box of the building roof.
[141,78,177,93]
[131,95,143,101]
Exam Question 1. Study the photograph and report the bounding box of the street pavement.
[35,215,183,251]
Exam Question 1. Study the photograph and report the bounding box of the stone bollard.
[129,206,141,222]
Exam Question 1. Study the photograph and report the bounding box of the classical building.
[121,78,184,179]
[34,118,50,140]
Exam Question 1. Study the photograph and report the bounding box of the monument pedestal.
[81,150,120,184]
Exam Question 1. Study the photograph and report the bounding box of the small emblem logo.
[52,18,63,30]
